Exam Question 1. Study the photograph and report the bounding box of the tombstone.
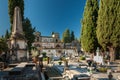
[93,47,104,65]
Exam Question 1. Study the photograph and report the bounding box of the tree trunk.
[115,47,120,59]
[0,51,1,54]
[109,47,115,62]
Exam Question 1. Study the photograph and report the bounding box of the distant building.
[33,31,61,48]
[32,31,81,58]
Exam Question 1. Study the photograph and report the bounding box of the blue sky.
[0,0,86,39]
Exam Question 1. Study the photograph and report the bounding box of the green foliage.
[0,38,8,53]
[80,56,86,60]
[58,61,62,65]
[81,0,99,53]
[43,57,48,61]
[70,31,75,42]
[5,30,10,40]
[8,0,24,25]
[60,57,66,61]
[62,29,71,43]
[96,0,120,49]
[23,18,35,51]
[31,48,39,57]
[42,52,47,58]
[96,0,120,61]
[98,67,108,72]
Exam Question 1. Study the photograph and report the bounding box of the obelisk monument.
[9,6,28,63]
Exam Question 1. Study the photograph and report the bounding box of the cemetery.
[0,0,120,80]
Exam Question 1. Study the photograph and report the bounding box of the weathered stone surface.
[8,6,28,63]
[11,6,25,39]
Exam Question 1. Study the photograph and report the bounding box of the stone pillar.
[9,6,28,63]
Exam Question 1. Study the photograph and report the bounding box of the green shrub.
[58,61,62,65]
[98,67,108,72]
[43,57,48,61]
[41,52,47,57]
[60,57,66,61]
[80,56,86,60]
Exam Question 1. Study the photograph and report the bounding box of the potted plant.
[31,48,39,63]
[58,61,62,65]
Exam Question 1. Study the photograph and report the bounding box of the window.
[37,37,39,41]
[56,39,58,42]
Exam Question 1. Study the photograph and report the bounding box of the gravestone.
[93,47,104,65]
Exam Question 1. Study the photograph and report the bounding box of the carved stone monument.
[8,6,28,63]
[93,47,104,65]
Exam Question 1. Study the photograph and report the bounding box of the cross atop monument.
[11,6,24,39]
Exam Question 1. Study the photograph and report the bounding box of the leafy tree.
[1,35,4,38]
[0,38,8,54]
[81,0,99,53]
[70,31,75,42]
[8,0,24,25]
[5,29,10,40]
[62,29,71,43]
[23,18,35,51]
[52,32,54,35]
[0,37,8,62]
[96,0,120,61]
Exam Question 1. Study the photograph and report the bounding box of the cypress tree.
[62,29,71,43]
[71,31,75,42]
[23,18,35,51]
[8,0,24,25]
[81,0,99,53]
[0,38,8,54]
[96,0,120,61]
[5,30,10,40]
